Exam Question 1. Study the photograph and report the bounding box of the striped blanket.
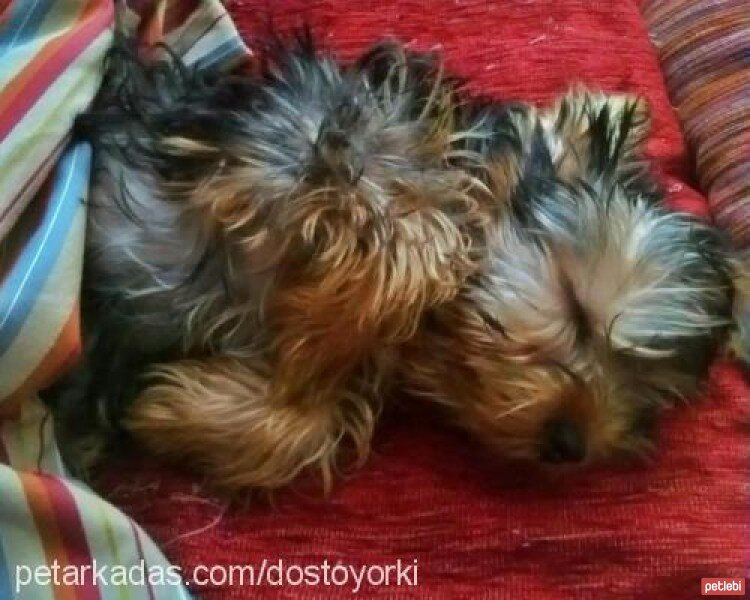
[0,1,248,597]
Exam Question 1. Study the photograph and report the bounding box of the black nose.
[314,126,364,185]
[317,127,350,151]
[540,417,586,463]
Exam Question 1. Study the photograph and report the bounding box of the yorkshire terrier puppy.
[49,34,490,492]
[404,89,739,465]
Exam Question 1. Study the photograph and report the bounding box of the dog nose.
[540,417,586,463]
[318,127,350,151]
[315,127,364,185]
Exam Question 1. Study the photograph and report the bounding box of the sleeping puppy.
[405,89,740,466]
[48,34,492,493]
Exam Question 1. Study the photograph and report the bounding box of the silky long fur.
[49,34,747,487]
[49,34,492,493]
[405,89,736,464]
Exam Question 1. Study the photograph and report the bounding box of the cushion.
[99,1,749,598]
[642,0,750,249]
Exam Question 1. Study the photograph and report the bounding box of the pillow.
[642,0,750,249]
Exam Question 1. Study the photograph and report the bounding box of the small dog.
[404,89,740,465]
[49,34,491,492]
[49,30,748,490]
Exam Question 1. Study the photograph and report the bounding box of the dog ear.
[539,88,651,184]
[355,41,442,102]
[355,41,459,153]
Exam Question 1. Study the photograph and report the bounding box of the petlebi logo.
[701,578,745,596]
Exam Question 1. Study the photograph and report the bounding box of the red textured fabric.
[99,2,749,598]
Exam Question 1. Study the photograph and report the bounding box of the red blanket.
[101,1,749,597]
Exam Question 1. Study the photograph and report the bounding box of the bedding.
[99,1,749,598]
[0,1,247,597]
[0,1,746,598]
[643,0,750,249]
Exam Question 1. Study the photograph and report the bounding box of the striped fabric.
[0,1,249,597]
[642,0,750,249]
[0,0,113,241]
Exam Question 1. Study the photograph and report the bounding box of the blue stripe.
[0,141,90,357]
[0,0,54,66]
[0,532,12,600]
[191,37,246,72]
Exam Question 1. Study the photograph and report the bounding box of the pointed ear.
[355,41,459,152]
[538,88,651,183]
[477,102,547,206]
[356,41,436,87]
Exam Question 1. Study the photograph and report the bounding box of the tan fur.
[104,42,731,486]
[404,88,732,467]
[404,254,658,466]
[118,46,495,493]
[126,357,378,493]
[539,88,651,183]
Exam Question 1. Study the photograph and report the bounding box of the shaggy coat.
[404,90,736,464]
[51,36,491,492]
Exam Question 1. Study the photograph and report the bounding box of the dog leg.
[125,356,377,493]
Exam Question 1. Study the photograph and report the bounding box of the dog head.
[407,89,734,466]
